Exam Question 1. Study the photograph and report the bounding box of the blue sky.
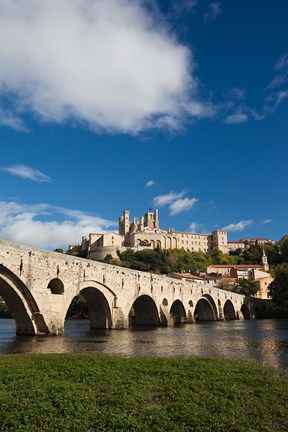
[0,0,287,249]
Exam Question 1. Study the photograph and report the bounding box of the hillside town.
[80,209,274,300]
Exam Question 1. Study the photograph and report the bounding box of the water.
[1,318,288,368]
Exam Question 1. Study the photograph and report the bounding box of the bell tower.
[261,248,269,271]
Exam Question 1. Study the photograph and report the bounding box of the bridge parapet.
[0,240,246,335]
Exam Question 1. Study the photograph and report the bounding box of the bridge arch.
[129,294,161,326]
[65,280,115,329]
[223,299,237,320]
[241,304,251,319]
[0,264,49,335]
[194,295,218,321]
[170,300,186,325]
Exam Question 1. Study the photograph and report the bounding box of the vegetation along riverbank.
[0,354,287,431]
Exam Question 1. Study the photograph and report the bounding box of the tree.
[104,254,113,264]
[268,263,288,307]
[54,248,64,253]
[278,235,288,263]
[232,278,258,296]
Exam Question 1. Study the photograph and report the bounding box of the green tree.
[232,278,258,296]
[268,263,288,307]
[210,249,239,265]
[54,248,64,253]
[104,254,113,264]
[278,235,288,263]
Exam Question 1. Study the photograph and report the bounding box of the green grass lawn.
[0,354,287,431]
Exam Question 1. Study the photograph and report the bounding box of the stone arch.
[172,237,177,248]
[202,294,218,319]
[241,304,251,319]
[150,240,155,249]
[129,294,161,326]
[167,237,172,249]
[170,299,186,325]
[65,281,115,329]
[156,240,161,249]
[223,300,237,320]
[48,278,64,294]
[194,296,217,321]
[0,264,49,335]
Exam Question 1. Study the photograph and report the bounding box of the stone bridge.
[0,240,251,335]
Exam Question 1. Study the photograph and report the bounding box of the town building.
[82,209,229,260]
[81,209,274,262]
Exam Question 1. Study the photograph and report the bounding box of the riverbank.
[0,354,287,431]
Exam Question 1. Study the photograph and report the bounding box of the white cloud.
[0,164,51,182]
[153,191,197,215]
[225,113,248,124]
[170,197,198,215]
[153,191,186,207]
[274,53,288,71]
[0,106,27,131]
[229,88,246,100]
[171,0,198,15]
[189,221,202,232]
[204,2,222,22]
[222,220,253,232]
[0,201,116,250]
[145,180,155,188]
[265,73,288,91]
[0,0,211,133]
[260,219,273,225]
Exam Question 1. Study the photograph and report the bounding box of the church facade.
[81,209,230,260]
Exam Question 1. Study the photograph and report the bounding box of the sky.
[0,0,287,250]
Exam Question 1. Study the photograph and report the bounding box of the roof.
[207,264,262,269]
[171,272,205,280]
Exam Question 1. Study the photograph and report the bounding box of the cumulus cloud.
[0,201,116,249]
[153,191,186,207]
[204,2,222,22]
[145,180,155,188]
[170,197,198,215]
[153,191,197,215]
[222,220,253,232]
[0,164,51,182]
[0,0,212,134]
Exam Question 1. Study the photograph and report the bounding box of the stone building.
[81,209,274,261]
[82,209,229,260]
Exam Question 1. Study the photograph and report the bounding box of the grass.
[0,354,287,431]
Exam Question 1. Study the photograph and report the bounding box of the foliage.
[66,245,87,258]
[66,294,88,318]
[116,248,214,274]
[104,253,113,263]
[0,300,12,318]
[277,235,288,263]
[0,354,287,432]
[210,249,239,265]
[268,262,288,307]
[232,278,258,296]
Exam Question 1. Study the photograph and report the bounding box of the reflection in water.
[0,318,288,368]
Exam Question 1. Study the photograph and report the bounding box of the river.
[1,318,288,368]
